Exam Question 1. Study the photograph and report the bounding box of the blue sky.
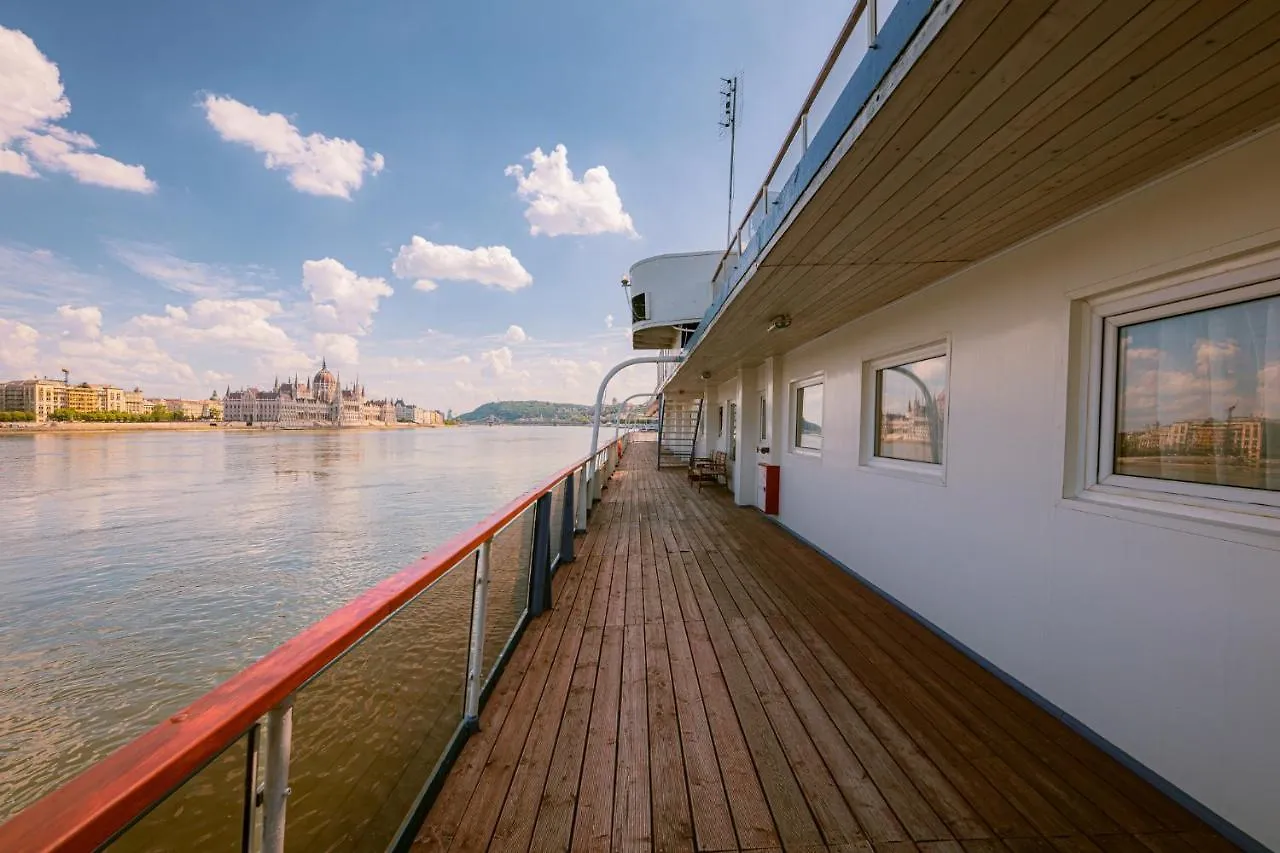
[0,0,848,410]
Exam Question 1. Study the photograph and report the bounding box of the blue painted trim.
[529,492,554,616]
[560,472,576,565]
[686,0,936,354]
[763,513,1271,853]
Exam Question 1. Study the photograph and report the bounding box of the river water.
[0,425,595,826]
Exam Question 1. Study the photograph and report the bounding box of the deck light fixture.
[768,314,792,331]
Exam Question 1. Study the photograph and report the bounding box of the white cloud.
[55,304,103,339]
[549,357,581,383]
[202,95,384,199]
[481,346,517,379]
[0,317,40,375]
[351,328,652,414]
[504,324,527,344]
[60,332,197,386]
[604,314,614,329]
[0,244,110,309]
[201,369,232,386]
[313,332,360,366]
[111,243,269,299]
[1261,360,1280,419]
[1195,338,1240,376]
[301,258,392,335]
[133,298,297,355]
[0,26,154,192]
[391,237,532,292]
[505,144,636,238]
[51,304,196,388]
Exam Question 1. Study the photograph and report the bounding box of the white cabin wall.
[769,127,1280,849]
[735,365,759,505]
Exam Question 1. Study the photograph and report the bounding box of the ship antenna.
[719,74,739,248]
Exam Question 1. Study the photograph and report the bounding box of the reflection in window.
[1115,293,1279,492]
[875,355,947,464]
[795,382,823,450]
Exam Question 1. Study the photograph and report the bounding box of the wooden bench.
[688,450,727,488]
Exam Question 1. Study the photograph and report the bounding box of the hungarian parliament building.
[222,360,415,427]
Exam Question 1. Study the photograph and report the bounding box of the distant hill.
[458,400,632,425]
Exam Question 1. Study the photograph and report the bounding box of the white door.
[726,402,737,488]
[756,392,770,510]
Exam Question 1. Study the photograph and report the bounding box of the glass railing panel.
[282,557,474,852]
[481,505,534,688]
[548,480,565,569]
[879,0,903,33]
[803,30,869,157]
[106,732,249,853]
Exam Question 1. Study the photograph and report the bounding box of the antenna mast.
[719,76,739,249]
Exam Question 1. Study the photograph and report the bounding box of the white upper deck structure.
[625,250,722,350]
[629,2,1280,851]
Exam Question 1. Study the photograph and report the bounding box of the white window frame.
[860,339,950,485]
[790,374,825,456]
[1082,269,1280,514]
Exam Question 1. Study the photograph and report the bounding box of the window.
[717,405,724,437]
[630,292,648,322]
[861,341,949,481]
[759,394,768,441]
[875,350,947,464]
[793,377,823,451]
[1098,280,1279,506]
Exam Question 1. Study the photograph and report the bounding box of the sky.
[1119,295,1280,429]
[0,0,849,412]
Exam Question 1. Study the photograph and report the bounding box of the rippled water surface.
[0,425,594,821]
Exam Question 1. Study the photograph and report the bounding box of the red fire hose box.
[758,463,780,515]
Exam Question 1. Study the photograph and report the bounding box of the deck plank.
[664,617,738,851]
[573,624,624,850]
[613,622,652,851]
[415,439,1237,852]
[645,620,694,852]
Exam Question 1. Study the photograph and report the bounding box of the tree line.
[0,405,197,423]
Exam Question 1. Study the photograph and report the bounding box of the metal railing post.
[241,723,261,853]
[561,472,576,563]
[577,464,589,532]
[529,493,553,617]
[868,0,878,47]
[801,112,810,152]
[261,697,294,853]
[464,541,491,724]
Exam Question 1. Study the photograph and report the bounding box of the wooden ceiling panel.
[670,0,1280,392]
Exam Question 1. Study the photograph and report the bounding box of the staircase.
[656,394,703,468]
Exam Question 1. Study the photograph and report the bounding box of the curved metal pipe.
[587,355,683,461]
[615,392,657,441]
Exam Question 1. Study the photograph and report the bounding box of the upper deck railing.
[0,434,632,852]
[689,0,931,356]
[710,0,874,287]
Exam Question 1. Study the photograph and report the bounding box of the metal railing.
[0,432,636,853]
[712,0,876,288]
[694,0,918,351]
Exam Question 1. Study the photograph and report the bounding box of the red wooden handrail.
[0,450,598,852]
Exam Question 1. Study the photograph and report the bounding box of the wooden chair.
[688,450,727,488]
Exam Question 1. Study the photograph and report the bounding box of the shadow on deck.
[414,439,1235,852]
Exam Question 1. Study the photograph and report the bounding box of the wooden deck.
[414,438,1236,852]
